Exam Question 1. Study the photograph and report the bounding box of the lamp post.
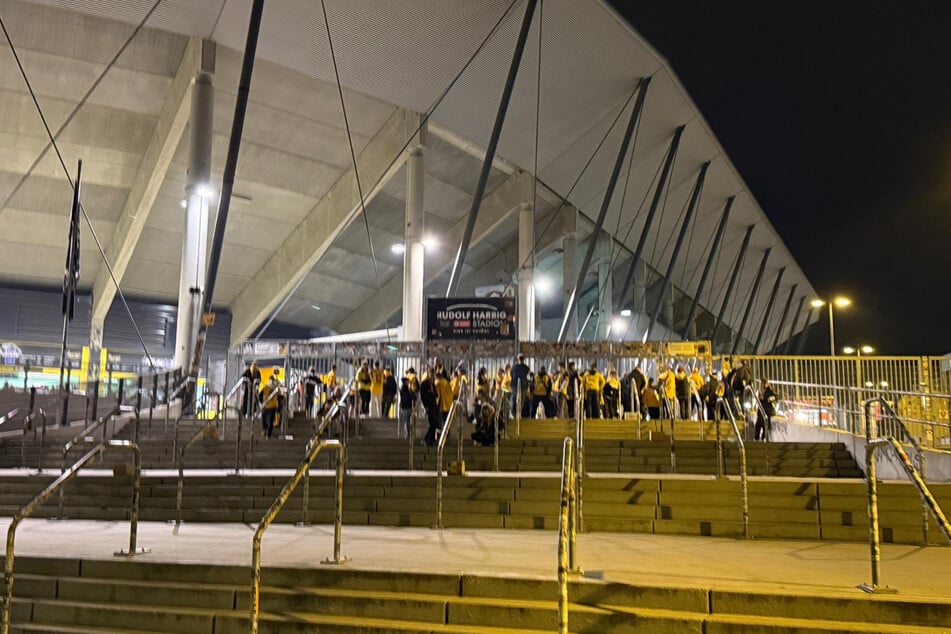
[811,296,851,356]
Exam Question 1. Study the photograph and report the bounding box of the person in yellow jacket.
[603,369,621,419]
[370,361,384,418]
[656,365,677,420]
[435,368,454,419]
[582,362,605,419]
[405,367,419,394]
[259,375,282,439]
[531,366,554,418]
[689,367,704,420]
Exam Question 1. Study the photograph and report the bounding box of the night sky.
[609,1,951,355]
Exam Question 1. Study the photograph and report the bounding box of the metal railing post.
[717,398,749,538]
[434,398,461,529]
[516,388,522,438]
[558,435,575,634]
[408,403,416,470]
[163,372,170,434]
[149,374,157,439]
[862,441,885,592]
[249,439,347,634]
[575,393,584,533]
[299,465,311,526]
[175,424,218,525]
[134,377,143,443]
[328,442,346,565]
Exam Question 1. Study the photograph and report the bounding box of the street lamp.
[842,344,874,396]
[811,296,851,356]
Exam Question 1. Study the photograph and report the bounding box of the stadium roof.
[0,0,816,350]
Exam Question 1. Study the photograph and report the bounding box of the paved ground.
[3,518,948,601]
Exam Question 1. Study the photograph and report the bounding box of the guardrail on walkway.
[249,437,345,634]
[434,387,466,530]
[716,398,749,539]
[1,438,146,634]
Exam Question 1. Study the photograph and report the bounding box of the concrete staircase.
[6,555,951,633]
[0,473,947,544]
[0,414,863,478]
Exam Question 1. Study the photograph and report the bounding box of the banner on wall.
[426,297,516,340]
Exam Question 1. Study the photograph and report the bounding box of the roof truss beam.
[229,107,410,343]
[90,37,206,324]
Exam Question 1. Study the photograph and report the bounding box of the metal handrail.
[770,378,951,401]
[434,395,463,529]
[859,436,951,594]
[864,398,932,545]
[165,375,194,439]
[250,438,345,634]
[574,379,584,533]
[21,409,46,470]
[1,438,146,634]
[557,435,578,634]
[715,398,749,539]
[0,408,18,429]
[688,383,704,439]
[175,423,222,524]
[63,406,121,468]
[299,379,354,526]
[660,392,676,472]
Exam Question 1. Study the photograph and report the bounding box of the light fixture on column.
[390,243,405,255]
[422,236,437,249]
[534,275,552,295]
[195,183,216,199]
[620,309,632,317]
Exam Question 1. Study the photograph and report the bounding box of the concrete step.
[6,556,951,633]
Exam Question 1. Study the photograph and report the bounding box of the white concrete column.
[517,202,535,341]
[402,114,427,341]
[88,316,104,385]
[596,232,613,340]
[561,207,578,341]
[174,67,214,369]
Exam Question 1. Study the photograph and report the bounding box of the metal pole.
[558,79,653,341]
[753,267,785,353]
[782,297,807,355]
[134,376,143,442]
[683,198,733,339]
[730,248,771,355]
[557,436,574,634]
[712,225,753,350]
[57,161,82,428]
[616,119,683,317]
[148,374,156,439]
[648,162,708,337]
[769,284,798,354]
[446,0,538,296]
[828,303,836,357]
[865,443,883,589]
[190,0,266,388]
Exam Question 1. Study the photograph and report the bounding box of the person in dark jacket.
[303,366,321,419]
[755,380,778,441]
[382,368,398,419]
[241,362,262,417]
[510,354,531,417]
[398,377,416,439]
[419,370,440,446]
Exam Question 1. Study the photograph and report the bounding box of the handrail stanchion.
[163,372,170,434]
[557,435,578,634]
[715,405,724,479]
[516,388,522,438]
[434,398,461,529]
[408,402,417,470]
[865,396,933,545]
[2,440,147,634]
[858,434,951,594]
[134,377,143,443]
[149,374,157,439]
[574,381,584,534]
[298,383,352,527]
[662,394,676,472]
[248,378,260,468]
[249,438,346,634]
[493,389,503,472]
[717,398,749,538]
[175,423,219,525]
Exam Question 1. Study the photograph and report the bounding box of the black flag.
[62,160,81,321]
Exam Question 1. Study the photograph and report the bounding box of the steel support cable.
[264,0,520,332]
[524,0,543,282]
[319,0,392,340]
[0,0,163,221]
[512,84,642,280]
[576,121,661,340]
[621,142,678,341]
[0,11,158,372]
